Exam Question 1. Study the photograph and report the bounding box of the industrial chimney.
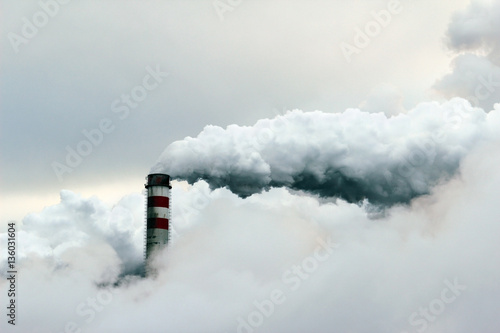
[144,173,171,262]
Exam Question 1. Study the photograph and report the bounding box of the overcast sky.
[1,1,500,332]
[0,0,481,222]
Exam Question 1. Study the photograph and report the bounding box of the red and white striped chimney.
[145,173,171,260]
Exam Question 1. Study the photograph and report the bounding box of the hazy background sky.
[0,0,481,222]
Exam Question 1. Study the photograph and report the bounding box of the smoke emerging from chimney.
[2,98,500,332]
[152,98,497,206]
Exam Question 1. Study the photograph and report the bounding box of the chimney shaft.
[145,173,171,261]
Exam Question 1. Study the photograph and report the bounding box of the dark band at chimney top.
[145,173,172,188]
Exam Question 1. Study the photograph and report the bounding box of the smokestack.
[144,173,171,263]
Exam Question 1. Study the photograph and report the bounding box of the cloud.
[434,54,500,107]
[434,0,500,110]
[445,0,500,53]
[2,124,500,332]
[152,98,493,207]
[0,190,146,278]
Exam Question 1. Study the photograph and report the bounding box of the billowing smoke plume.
[152,98,495,206]
[2,129,500,332]
[1,191,146,278]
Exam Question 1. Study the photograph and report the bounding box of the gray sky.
[0,0,473,222]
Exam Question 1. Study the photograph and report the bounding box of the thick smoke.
[1,130,500,332]
[0,191,146,278]
[152,98,494,206]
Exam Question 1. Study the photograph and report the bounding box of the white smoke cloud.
[0,190,146,278]
[152,98,494,207]
[1,126,500,332]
